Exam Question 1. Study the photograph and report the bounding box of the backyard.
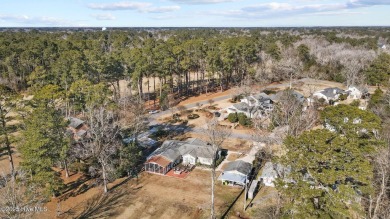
[40,169,241,219]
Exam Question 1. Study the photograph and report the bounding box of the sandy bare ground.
[0,153,21,175]
[41,169,241,219]
[117,72,209,98]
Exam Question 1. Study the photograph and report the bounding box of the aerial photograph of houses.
[0,0,390,219]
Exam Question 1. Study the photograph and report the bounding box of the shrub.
[318,98,326,104]
[228,113,238,123]
[187,114,200,119]
[231,94,243,102]
[238,113,251,127]
[262,89,277,95]
[215,153,227,167]
[369,88,384,108]
[338,93,348,101]
[350,100,360,107]
[185,109,194,114]
[208,105,217,110]
[149,129,168,139]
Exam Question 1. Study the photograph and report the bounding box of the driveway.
[236,142,265,163]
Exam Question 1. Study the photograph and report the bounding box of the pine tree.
[118,141,142,177]
[321,104,381,137]
[277,105,384,218]
[278,129,379,218]
[0,85,20,177]
[19,102,68,197]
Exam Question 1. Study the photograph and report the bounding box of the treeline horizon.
[1,27,389,104]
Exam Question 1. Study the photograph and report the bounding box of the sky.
[0,0,390,27]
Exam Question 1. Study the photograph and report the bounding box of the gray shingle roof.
[68,117,84,129]
[260,162,291,179]
[233,102,250,111]
[252,92,272,102]
[260,162,278,178]
[186,138,208,146]
[224,160,252,175]
[270,90,305,103]
[320,87,345,99]
[218,172,247,185]
[148,138,216,162]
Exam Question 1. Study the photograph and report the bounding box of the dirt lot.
[117,73,223,98]
[42,169,241,219]
[226,153,242,162]
[0,152,21,175]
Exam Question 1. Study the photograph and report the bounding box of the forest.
[1,27,390,218]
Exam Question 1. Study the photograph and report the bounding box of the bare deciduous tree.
[208,99,215,107]
[196,102,202,110]
[274,47,303,85]
[118,96,148,139]
[84,105,121,193]
[383,91,390,108]
[235,77,253,98]
[368,147,390,219]
[176,105,187,115]
[0,171,44,219]
[271,90,318,136]
[203,118,231,219]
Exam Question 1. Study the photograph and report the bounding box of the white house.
[227,92,275,119]
[226,102,262,118]
[259,162,290,187]
[241,92,273,108]
[181,141,215,165]
[313,87,346,104]
[346,86,362,100]
[218,160,252,186]
[144,138,217,175]
[259,162,278,187]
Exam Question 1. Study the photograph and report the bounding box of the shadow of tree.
[62,189,128,219]
[60,177,93,201]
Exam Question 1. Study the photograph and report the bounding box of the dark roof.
[68,117,84,129]
[270,90,305,103]
[224,160,252,175]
